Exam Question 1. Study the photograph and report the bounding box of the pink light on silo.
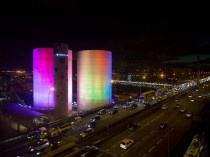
[68,50,72,112]
[33,48,54,108]
[77,50,112,111]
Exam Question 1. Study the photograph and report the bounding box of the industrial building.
[33,44,72,120]
[33,45,112,119]
[77,50,112,111]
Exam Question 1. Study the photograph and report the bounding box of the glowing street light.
[160,73,164,79]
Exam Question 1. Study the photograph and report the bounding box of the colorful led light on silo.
[68,50,72,112]
[77,50,112,111]
[33,48,54,108]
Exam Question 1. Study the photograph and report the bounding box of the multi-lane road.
[1,85,210,157]
[72,86,209,157]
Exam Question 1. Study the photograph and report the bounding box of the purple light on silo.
[33,48,54,108]
[68,50,72,112]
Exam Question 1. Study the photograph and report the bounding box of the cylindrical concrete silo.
[68,50,73,113]
[77,50,112,111]
[33,48,55,109]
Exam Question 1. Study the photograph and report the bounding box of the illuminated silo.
[77,50,112,111]
[33,48,55,109]
[68,50,72,113]
[54,43,69,119]
[33,45,73,119]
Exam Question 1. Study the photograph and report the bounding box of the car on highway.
[27,131,39,140]
[86,121,96,128]
[161,104,168,110]
[174,97,179,102]
[131,104,138,109]
[80,145,98,157]
[159,122,168,129]
[198,95,202,98]
[29,138,49,152]
[34,147,47,156]
[109,108,118,115]
[97,109,106,115]
[122,103,131,109]
[91,115,101,122]
[71,116,82,125]
[120,138,134,149]
[175,103,181,108]
[179,107,185,112]
[50,140,60,150]
[113,104,121,109]
[80,128,94,137]
[188,94,192,98]
[190,98,195,102]
[143,102,150,107]
[186,112,193,118]
[127,123,140,130]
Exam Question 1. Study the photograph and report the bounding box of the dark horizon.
[1,2,210,69]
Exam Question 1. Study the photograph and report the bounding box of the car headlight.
[36,152,40,155]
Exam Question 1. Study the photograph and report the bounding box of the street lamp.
[48,87,54,122]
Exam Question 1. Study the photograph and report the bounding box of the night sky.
[0,1,210,69]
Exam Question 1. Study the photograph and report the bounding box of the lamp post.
[48,87,54,122]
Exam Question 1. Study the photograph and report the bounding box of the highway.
[73,86,209,157]
[1,84,209,157]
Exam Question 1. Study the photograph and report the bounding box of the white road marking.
[157,138,163,144]
[150,119,155,123]
[142,135,148,140]
[145,123,150,126]
[170,128,174,132]
[148,146,155,152]
[164,133,169,138]
[111,144,116,148]
[128,132,135,137]
[121,149,130,156]
[97,153,102,157]
[132,141,140,147]
[143,154,147,157]
[150,130,156,134]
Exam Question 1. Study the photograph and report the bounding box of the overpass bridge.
[113,76,210,92]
